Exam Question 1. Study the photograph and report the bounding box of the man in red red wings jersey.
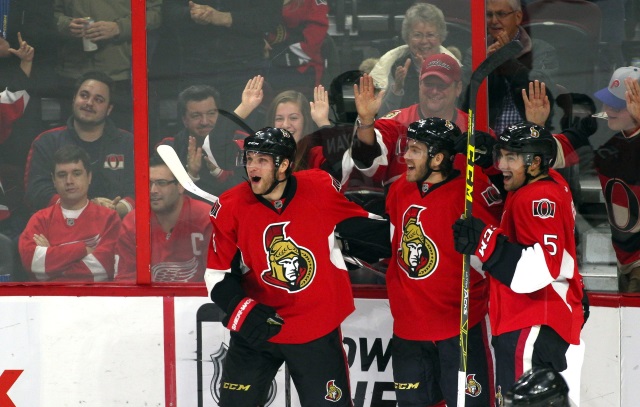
[19,145,121,281]
[453,123,585,406]
[115,157,212,282]
[205,127,389,406]
[386,118,495,407]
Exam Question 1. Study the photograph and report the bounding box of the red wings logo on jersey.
[532,199,556,219]
[261,222,316,292]
[397,205,439,279]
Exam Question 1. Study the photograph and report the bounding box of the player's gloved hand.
[455,131,496,169]
[223,297,284,347]
[452,216,503,262]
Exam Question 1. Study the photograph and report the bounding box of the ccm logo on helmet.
[395,382,420,390]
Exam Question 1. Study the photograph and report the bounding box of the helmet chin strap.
[417,156,442,185]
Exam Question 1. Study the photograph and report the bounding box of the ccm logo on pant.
[223,382,251,391]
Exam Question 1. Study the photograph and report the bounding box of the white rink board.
[0,297,165,407]
[0,295,633,406]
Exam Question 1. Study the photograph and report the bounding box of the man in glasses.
[115,155,212,282]
[461,0,558,135]
[19,145,121,282]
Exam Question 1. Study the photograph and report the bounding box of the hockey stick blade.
[457,40,523,407]
[156,145,219,204]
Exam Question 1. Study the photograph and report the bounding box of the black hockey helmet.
[494,122,557,169]
[242,127,297,170]
[405,117,462,157]
[503,367,570,407]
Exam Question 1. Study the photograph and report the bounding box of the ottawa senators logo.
[103,154,125,170]
[496,385,504,406]
[397,205,438,279]
[466,373,482,397]
[324,380,343,402]
[262,222,316,292]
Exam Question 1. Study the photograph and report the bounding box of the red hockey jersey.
[386,171,490,340]
[490,170,584,344]
[115,195,212,282]
[206,170,378,344]
[18,202,121,282]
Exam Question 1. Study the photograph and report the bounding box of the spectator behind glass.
[369,2,461,115]
[162,0,282,111]
[461,0,558,135]
[206,76,359,183]
[115,156,212,282]
[19,144,121,282]
[25,71,135,218]
[547,68,640,293]
[53,0,162,131]
[264,0,329,100]
[157,84,247,200]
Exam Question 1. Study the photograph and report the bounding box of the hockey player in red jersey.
[453,123,585,406]
[19,145,121,281]
[386,118,495,407]
[351,60,504,224]
[205,127,389,406]
[115,156,212,282]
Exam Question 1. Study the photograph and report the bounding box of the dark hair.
[74,71,115,104]
[149,153,168,169]
[51,144,92,174]
[177,85,220,118]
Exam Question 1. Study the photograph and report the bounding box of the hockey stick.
[457,40,523,407]
[285,363,291,407]
[156,144,219,204]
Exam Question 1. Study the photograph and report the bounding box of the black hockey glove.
[562,115,598,150]
[452,216,503,263]
[222,296,284,348]
[455,131,496,169]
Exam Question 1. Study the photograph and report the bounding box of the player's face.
[245,151,287,196]
[604,104,638,132]
[486,0,523,41]
[149,165,183,214]
[72,80,113,127]
[274,102,305,142]
[53,160,91,209]
[407,21,442,60]
[419,76,462,118]
[495,148,527,191]
[182,97,219,140]
[403,139,429,182]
